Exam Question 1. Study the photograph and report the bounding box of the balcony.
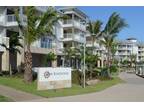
[0,14,27,26]
[6,14,27,26]
[63,20,86,31]
[62,33,85,43]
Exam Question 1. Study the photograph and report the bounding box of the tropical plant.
[87,20,103,53]
[16,6,65,83]
[85,53,99,79]
[0,33,23,75]
[43,52,57,67]
[100,12,127,78]
[129,54,137,68]
[63,46,80,68]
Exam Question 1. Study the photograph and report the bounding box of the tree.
[129,54,137,68]
[43,52,57,67]
[0,33,23,75]
[16,7,64,83]
[63,46,80,68]
[100,12,127,78]
[87,20,103,54]
[85,53,99,79]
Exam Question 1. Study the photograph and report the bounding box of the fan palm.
[16,6,65,83]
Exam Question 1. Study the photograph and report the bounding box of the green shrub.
[110,65,118,73]
[72,70,82,85]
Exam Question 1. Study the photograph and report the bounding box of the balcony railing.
[63,20,86,31]
[7,15,17,22]
[6,14,27,23]
[63,33,85,43]
[64,33,73,38]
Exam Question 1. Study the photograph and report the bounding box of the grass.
[0,76,124,98]
[0,95,13,102]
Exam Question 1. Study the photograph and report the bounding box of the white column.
[2,50,9,71]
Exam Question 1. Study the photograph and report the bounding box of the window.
[41,37,52,48]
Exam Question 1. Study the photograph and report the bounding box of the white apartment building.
[116,38,144,62]
[86,34,107,67]
[58,7,88,68]
[0,6,88,71]
[0,6,63,72]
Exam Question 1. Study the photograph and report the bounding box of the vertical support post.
[83,42,86,88]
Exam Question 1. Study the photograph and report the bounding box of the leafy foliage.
[43,52,57,66]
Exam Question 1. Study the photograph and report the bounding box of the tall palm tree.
[16,6,64,83]
[0,33,23,75]
[87,20,103,54]
[100,12,127,77]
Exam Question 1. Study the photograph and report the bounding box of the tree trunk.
[107,49,111,78]
[24,45,33,83]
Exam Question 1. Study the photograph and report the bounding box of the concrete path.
[36,72,144,102]
[1,72,144,102]
[0,85,45,102]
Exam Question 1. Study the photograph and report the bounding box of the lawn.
[0,95,13,102]
[0,76,124,98]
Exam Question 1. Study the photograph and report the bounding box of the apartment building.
[86,34,106,67]
[116,38,144,62]
[0,6,88,71]
[58,7,88,68]
[0,6,63,72]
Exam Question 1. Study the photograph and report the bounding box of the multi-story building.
[86,34,106,67]
[58,7,88,68]
[0,6,88,71]
[0,6,63,72]
[116,38,144,62]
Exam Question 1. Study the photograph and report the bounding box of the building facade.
[0,6,88,71]
[0,6,144,72]
[116,38,144,62]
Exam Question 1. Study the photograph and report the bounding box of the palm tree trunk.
[107,49,111,78]
[24,45,33,83]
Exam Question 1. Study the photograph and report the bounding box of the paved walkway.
[1,72,144,102]
[0,85,45,102]
[38,72,144,102]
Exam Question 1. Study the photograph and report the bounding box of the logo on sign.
[44,71,50,78]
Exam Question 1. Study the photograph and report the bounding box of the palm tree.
[87,20,103,54]
[63,46,80,68]
[100,12,127,77]
[129,54,137,68]
[0,33,23,75]
[16,6,64,83]
[43,52,57,67]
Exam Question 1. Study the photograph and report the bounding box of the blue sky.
[77,6,144,41]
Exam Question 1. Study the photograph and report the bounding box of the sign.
[33,67,71,90]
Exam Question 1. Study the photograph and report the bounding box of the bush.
[72,70,82,85]
[100,67,109,77]
[110,65,118,73]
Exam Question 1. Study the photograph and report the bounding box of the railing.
[63,33,73,38]
[7,14,27,23]
[63,20,86,31]
[63,33,85,43]
[63,20,73,24]
[41,41,52,49]
[7,15,16,22]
